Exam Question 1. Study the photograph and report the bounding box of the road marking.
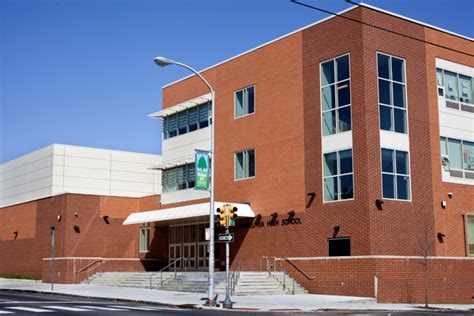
[43,305,92,312]
[7,306,54,313]
[0,311,14,314]
[108,305,158,311]
[76,305,129,311]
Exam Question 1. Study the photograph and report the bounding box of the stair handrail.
[149,257,184,289]
[76,259,104,283]
[278,257,315,281]
[229,258,242,295]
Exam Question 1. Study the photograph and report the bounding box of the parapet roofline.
[162,3,472,90]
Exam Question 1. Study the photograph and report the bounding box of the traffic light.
[228,205,238,227]
[218,207,228,227]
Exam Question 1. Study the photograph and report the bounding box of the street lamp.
[154,56,217,305]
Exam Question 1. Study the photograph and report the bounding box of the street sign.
[218,233,234,242]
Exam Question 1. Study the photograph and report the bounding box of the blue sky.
[1,0,473,163]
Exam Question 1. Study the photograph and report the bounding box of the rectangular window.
[235,149,255,180]
[162,163,196,193]
[323,149,354,202]
[381,148,411,200]
[438,67,474,108]
[139,228,150,252]
[441,136,474,173]
[321,54,351,136]
[466,215,474,256]
[162,102,212,139]
[235,86,255,118]
[377,53,407,134]
[328,237,351,256]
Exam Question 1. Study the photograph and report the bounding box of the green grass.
[0,274,41,280]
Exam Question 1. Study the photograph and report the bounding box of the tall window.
[381,148,410,200]
[163,102,212,139]
[162,163,196,193]
[323,149,354,202]
[139,228,150,252]
[321,54,351,136]
[235,149,255,180]
[378,53,407,134]
[466,215,474,256]
[235,86,255,118]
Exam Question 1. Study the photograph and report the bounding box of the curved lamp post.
[154,57,216,305]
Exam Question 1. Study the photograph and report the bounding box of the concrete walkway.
[0,278,472,312]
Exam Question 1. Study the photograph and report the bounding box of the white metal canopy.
[148,93,212,119]
[122,202,255,225]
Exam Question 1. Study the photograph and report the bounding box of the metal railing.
[149,257,188,289]
[76,259,104,283]
[261,256,314,295]
[229,258,242,295]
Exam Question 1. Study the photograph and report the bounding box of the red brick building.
[1,3,473,304]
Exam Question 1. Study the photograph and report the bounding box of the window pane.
[323,111,336,136]
[178,111,187,135]
[247,86,255,114]
[177,166,186,190]
[391,57,405,83]
[324,177,338,201]
[163,117,169,139]
[340,174,354,200]
[381,149,394,173]
[436,68,443,86]
[397,175,410,200]
[440,137,447,156]
[324,152,338,177]
[166,168,177,192]
[467,216,474,255]
[322,85,335,110]
[187,164,195,188]
[438,87,444,97]
[188,107,198,132]
[199,103,209,128]
[248,150,255,177]
[459,75,472,104]
[394,108,407,134]
[463,141,474,171]
[382,174,395,199]
[393,83,405,108]
[448,138,462,169]
[321,60,334,86]
[444,71,458,101]
[380,105,393,131]
[168,114,177,138]
[377,54,390,79]
[396,150,409,175]
[336,55,350,81]
[235,152,244,179]
[337,80,350,106]
[338,106,351,133]
[379,79,391,105]
[339,149,352,174]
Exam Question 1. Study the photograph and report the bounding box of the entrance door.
[169,223,208,271]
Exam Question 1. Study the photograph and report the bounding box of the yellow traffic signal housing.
[218,207,228,227]
[228,206,238,226]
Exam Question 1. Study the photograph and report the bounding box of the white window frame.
[437,68,474,106]
[376,52,409,135]
[465,213,474,257]
[234,85,256,119]
[322,148,355,203]
[319,53,352,136]
[440,136,474,177]
[139,227,150,253]
[234,148,256,181]
[380,147,412,202]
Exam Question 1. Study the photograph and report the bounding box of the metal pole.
[50,226,55,292]
[223,228,232,309]
[208,91,216,305]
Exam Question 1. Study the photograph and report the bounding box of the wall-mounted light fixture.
[333,226,340,238]
[74,212,78,217]
[447,192,453,198]
[437,232,446,243]
[57,214,62,222]
[73,225,80,233]
[441,200,447,209]
[375,199,384,210]
[103,215,110,224]
[13,231,18,240]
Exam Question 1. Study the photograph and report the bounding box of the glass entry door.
[169,223,208,271]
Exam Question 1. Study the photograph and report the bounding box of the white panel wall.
[160,188,210,205]
[321,131,353,153]
[162,127,211,164]
[0,144,162,208]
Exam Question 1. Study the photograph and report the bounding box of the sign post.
[195,150,210,191]
[223,226,233,309]
[50,226,55,292]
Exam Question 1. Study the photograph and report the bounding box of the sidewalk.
[0,278,473,312]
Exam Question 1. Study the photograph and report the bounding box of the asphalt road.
[0,290,472,315]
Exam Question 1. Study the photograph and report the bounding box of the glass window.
[377,53,407,134]
[436,68,444,86]
[199,103,210,128]
[321,54,351,136]
[162,101,212,139]
[444,71,458,101]
[139,228,150,252]
[168,114,177,138]
[163,118,169,139]
[323,149,354,202]
[381,148,410,200]
[440,137,447,156]
[235,149,256,180]
[178,111,187,135]
[187,164,196,188]
[459,75,472,104]
[463,141,474,171]
[162,163,197,193]
[188,107,198,132]
[448,138,462,169]
[177,165,186,190]
[235,86,255,118]
[467,215,474,256]
[328,238,350,256]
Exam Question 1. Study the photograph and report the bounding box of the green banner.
[195,150,210,191]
